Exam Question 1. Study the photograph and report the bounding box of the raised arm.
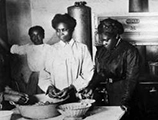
[10,44,27,55]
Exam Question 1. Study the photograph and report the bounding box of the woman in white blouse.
[10,26,51,95]
[39,13,94,102]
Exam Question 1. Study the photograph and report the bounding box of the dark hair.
[98,18,124,35]
[28,25,45,38]
[51,13,76,31]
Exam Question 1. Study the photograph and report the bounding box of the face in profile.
[99,33,118,50]
[55,23,73,43]
[30,30,44,45]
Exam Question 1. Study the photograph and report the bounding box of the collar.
[115,37,121,48]
[110,37,122,51]
[59,39,75,47]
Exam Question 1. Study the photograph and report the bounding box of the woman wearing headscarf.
[81,18,141,120]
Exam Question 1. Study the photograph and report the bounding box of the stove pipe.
[67,2,92,56]
[129,0,149,12]
[129,0,149,73]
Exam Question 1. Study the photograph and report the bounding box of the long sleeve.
[38,47,54,92]
[41,40,94,91]
[122,48,140,105]
[10,44,27,55]
[38,69,52,92]
[72,46,94,91]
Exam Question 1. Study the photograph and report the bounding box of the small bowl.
[79,99,96,104]
[0,110,13,120]
[57,102,91,118]
[79,99,96,111]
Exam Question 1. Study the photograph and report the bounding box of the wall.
[30,0,129,44]
[0,0,8,42]
[5,0,158,83]
[6,0,32,84]
[30,0,158,44]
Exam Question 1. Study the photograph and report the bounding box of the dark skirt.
[106,80,141,120]
[106,80,125,106]
[26,72,44,95]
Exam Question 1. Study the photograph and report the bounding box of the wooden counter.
[11,106,125,120]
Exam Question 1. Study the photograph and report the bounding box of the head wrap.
[98,18,124,35]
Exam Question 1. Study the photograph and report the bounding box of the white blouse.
[38,39,94,92]
[10,44,51,72]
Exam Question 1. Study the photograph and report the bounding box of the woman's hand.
[79,87,93,99]
[3,86,29,105]
[4,86,28,98]
[56,85,76,99]
[46,85,61,98]
[4,94,29,105]
[120,98,130,113]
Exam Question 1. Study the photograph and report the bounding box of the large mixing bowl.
[11,94,62,119]
[17,103,59,119]
[0,110,13,120]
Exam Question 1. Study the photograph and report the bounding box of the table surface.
[11,106,125,120]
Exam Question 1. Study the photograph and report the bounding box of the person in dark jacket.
[81,18,141,120]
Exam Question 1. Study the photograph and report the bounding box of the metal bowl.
[17,103,59,119]
[0,111,13,120]
[11,94,61,119]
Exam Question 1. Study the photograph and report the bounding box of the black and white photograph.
[0,0,158,120]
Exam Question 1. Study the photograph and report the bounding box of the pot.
[149,62,158,76]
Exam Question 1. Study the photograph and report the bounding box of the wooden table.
[11,106,125,120]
